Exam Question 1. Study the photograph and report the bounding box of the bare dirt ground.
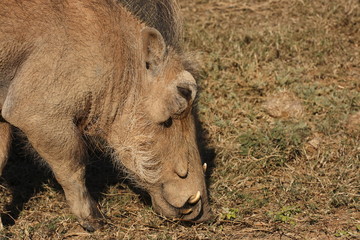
[0,0,359,239]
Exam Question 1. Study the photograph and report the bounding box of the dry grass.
[1,0,359,239]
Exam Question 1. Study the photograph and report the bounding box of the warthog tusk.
[188,191,201,204]
[203,163,207,173]
[180,208,193,215]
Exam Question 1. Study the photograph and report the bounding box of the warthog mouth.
[150,189,211,222]
[177,200,204,222]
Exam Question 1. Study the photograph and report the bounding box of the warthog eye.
[177,86,192,102]
[161,117,173,128]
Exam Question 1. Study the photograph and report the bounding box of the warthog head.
[107,27,210,221]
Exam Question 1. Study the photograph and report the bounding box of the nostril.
[188,191,201,205]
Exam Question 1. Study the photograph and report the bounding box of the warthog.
[0,0,210,231]
[118,0,183,51]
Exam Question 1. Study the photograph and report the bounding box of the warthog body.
[0,0,209,230]
[118,0,183,51]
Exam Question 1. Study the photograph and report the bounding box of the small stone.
[263,91,304,119]
[345,111,360,135]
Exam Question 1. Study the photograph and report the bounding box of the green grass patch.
[269,206,302,225]
[238,121,311,168]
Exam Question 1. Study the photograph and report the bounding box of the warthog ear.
[141,27,166,71]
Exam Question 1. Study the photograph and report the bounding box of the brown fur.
[0,0,209,231]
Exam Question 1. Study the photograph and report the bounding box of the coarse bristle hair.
[118,0,183,52]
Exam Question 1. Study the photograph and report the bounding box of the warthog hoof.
[79,217,106,232]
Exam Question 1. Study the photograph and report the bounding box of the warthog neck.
[69,2,146,137]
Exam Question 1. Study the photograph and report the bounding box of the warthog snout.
[149,144,210,222]
[151,185,211,221]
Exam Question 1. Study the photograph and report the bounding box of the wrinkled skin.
[0,0,210,231]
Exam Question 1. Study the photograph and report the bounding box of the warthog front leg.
[7,118,103,231]
[0,122,11,176]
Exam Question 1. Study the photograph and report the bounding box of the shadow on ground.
[0,118,216,226]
